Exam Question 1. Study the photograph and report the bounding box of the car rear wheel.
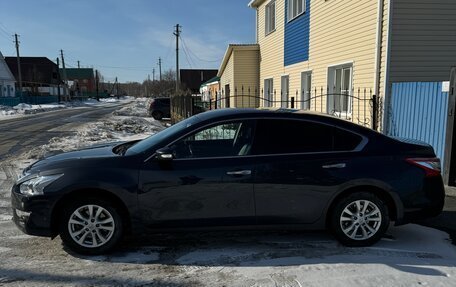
[330,192,389,247]
[59,198,123,255]
[152,111,163,120]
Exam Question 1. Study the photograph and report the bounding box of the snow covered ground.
[0,98,456,286]
[0,97,132,120]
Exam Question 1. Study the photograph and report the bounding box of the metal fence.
[171,86,382,130]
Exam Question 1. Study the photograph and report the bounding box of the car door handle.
[226,170,252,176]
[322,163,346,169]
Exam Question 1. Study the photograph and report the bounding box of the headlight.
[18,174,63,196]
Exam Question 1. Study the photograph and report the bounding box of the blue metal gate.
[387,82,449,167]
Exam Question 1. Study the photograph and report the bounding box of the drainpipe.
[382,0,393,134]
[373,0,384,103]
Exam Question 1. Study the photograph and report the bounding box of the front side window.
[265,0,276,35]
[171,120,255,159]
[287,0,306,22]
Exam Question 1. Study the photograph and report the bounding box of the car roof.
[194,108,381,137]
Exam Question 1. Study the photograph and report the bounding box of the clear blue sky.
[0,0,255,83]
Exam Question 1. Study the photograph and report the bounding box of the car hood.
[25,142,120,174]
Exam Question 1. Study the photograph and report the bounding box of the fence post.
[372,94,378,131]
[290,97,295,109]
[191,97,195,116]
[209,98,212,110]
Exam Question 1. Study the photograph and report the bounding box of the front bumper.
[11,187,58,237]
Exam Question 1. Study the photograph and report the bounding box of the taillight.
[405,158,441,177]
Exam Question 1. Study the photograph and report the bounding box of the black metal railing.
[171,86,382,130]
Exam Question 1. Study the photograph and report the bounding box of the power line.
[162,35,175,64]
[180,35,221,63]
[0,22,12,37]
[180,38,194,69]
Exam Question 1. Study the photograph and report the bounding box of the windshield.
[125,116,198,155]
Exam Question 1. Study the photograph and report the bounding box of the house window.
[265,0,276,35]
[301,72,311,110]
[287,0,306,22]
[264,78,273,107]
[328,64,353,114]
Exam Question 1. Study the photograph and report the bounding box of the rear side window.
[252,119,363,155]
[333,128,363,151]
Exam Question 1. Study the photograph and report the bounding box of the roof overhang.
[248,0,267,8]
[217,44,259,77]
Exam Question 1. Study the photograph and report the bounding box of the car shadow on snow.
[68,225,455,277]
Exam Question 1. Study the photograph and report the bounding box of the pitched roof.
[4,57,61,85]
[248,0,267,8]
[217,44,259,77]
[61,68,94,80]
[200,76,220,87]
[0,51,15,81]
[180,69,218,93]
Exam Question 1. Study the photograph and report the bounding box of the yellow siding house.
[247,0,456,184]
[218,44,260,108]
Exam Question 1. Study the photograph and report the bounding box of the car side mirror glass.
[156,147,174,161]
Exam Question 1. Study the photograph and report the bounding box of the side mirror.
[156,147,174,161]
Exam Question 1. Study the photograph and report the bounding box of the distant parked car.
[149,97,171,120]
[11,109,444,255]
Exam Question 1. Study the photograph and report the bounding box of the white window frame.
[281,75,289,108]
[265,0,276,36]
[327,63,353,116]
[263,78,274,107]
[287,0,306,22]
[301,71,312,110]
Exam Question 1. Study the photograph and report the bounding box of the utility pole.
[152,68,155,82]
[77,60,80,69]
[14,34,23,97]
[56,57,61,103]
[60,49,68,101]
[173,24,181,93]
[158,57,162,81]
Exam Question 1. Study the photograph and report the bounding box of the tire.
[59,198,124,255]
[152,111,163,120]
[330,192,389,247]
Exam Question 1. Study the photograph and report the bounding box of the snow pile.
[14,103,67,115]
[21,99,164,159]
[0,105,15,116]
[112,97,151,117]
[0,97,134,120]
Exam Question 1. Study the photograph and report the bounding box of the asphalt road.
[0,104,124,161]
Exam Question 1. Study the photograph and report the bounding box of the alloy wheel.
[67,204,116,248]
[339,199,382,241]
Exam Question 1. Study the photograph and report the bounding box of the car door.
[138,119,256,228]
[252,118,364,225]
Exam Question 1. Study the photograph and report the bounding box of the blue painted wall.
[387,82,449,167]
[284,0,310,66]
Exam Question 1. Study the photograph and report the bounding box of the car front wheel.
[59,198,123,255]
[330,192,389,247]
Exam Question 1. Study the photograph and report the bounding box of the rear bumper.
[397,176,445,225]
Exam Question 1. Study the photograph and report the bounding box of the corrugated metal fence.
[387,82,449,166]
